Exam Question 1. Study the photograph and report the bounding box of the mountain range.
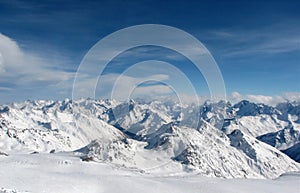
[0,98,299,179]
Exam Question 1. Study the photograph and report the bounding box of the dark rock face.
[282,143,300,163]
[228,129,257,161]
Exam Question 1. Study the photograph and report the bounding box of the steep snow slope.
[223,114,288,137]
[221,100,300,164]
[0,99,124,153]
[77,119,299,178]
[172,123,299,178]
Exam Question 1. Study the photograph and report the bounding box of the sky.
[0,0,299,104]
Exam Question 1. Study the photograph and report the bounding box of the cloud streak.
[202,22,300,57]
[0,33,74,85]
[229,91,300,106]
[0,33,74,102]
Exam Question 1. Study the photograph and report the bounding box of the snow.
[224,115,288,137]
[0,153,299,193]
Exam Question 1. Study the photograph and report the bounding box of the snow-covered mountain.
[257,123,300,150]
[0,98,299,179]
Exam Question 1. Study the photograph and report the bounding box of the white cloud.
[0,86,12,91]
[0,33,77,103]
[100,73,170,101]
[228,91,300,106]
[0,33,74,87]
[282,92,300,102]
[0,51,4,73]
[72,73,170,100]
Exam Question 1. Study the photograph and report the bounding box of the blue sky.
[0,0,299,104]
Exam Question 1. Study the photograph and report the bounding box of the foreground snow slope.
[0,153,299,193]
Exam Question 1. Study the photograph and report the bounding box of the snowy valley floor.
[0,153,299,193]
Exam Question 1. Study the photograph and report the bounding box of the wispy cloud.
[229,91,300,106]
[0,33,74,101]
[202,22,300,57]
[161,92,300,105]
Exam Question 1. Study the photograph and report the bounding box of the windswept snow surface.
[0,153,299,193]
